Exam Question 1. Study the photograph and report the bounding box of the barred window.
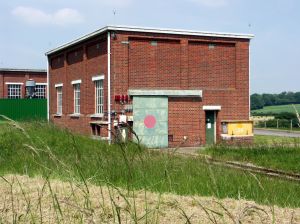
[8,84,21,99]
[56,86,62,114]
[95,80,103,114]
[35,85,46,98]
[73,84,80,114]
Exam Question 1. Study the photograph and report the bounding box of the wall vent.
[208,44,216,49]
[150,41,158,46]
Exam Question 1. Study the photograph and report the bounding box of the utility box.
[221,120,253,143]
[25,79,36,98]
[116,126,129,142]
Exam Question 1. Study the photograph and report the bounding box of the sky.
[0,0,299,94]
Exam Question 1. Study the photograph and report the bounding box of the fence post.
[277,119,279,129]
[291,119,293,131]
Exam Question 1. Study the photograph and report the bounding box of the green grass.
[201,135,300,173]
[256,127,300,131]
[254,134,300,144]
[252,104,300,114]
[0,121,300,208]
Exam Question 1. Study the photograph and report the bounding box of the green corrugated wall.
[0,99,47,121]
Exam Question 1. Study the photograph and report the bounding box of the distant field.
[252,104,300,114]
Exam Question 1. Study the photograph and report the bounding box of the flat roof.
[0,68,46,73]
[46,25,254,56]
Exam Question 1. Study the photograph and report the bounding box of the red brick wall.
[49,30,250,145]
[0,74,3,98]
[49,35,108,136]
[188,42,236,89]
[168,97,203,147]
[128,39,181,88]
[111,32,249,146]
[0,71,47,98]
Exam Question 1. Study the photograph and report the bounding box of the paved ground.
[254,128,300,138]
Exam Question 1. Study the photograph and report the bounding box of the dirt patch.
[0,175,299,223]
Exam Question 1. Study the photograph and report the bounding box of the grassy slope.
[252,104,300,114]
[254,135,300,144]
[0,122,300,207]
[202,135,300,173]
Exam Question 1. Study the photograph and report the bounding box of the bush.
[256,118,299,128]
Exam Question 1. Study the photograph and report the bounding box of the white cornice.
[45,25,254,56]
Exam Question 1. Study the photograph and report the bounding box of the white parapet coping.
[128,89,202,97]
[45,25,254,56]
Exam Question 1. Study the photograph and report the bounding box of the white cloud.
[12,6,84,26]
[188,0,228,7]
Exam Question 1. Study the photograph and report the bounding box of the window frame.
[73,83,81,114]
[7,84,22,99]
[34,83,47,99]
[92,75,104,115]
[56,86,63,115]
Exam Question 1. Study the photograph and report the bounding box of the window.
[73,83,80,114]
[8,84,21,99]
[95,80,103,114]
[56,86,62,114]
[35,85,46,98]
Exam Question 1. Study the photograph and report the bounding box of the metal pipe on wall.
[47,60,50,121]
[107,32,111,143]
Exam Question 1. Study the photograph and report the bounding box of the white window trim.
[36,83,48,86]
[56,86,63,115]
[94,79,104,115]
[92,75,104,81]
[5,82,23,85]
[7,84,22,99]
[55,83,63,88]
[73,83,81,114]
[71,79,82,85]
[203,105,221,111]
[90,113,104,118]
[35,84,47,99]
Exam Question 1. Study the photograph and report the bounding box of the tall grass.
[0,120,299,209]
[202,137,300,173]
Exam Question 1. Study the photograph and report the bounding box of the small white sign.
[207,123,212,129]
[119,115,127,123]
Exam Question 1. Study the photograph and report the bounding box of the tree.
[251,92,300,110]
[251,94,264,110]
[294,92,300,103]
[262,94,275,106]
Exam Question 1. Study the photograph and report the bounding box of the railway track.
[158,149,300,182]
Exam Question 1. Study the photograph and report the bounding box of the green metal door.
[133,96,168,148]
[205,111,215,145]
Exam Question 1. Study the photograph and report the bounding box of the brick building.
[0,68,47,99]
[46,25,253,148]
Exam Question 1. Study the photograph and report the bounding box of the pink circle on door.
[144,115,156,129]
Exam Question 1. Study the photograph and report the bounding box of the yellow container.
[222,120,253,136]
